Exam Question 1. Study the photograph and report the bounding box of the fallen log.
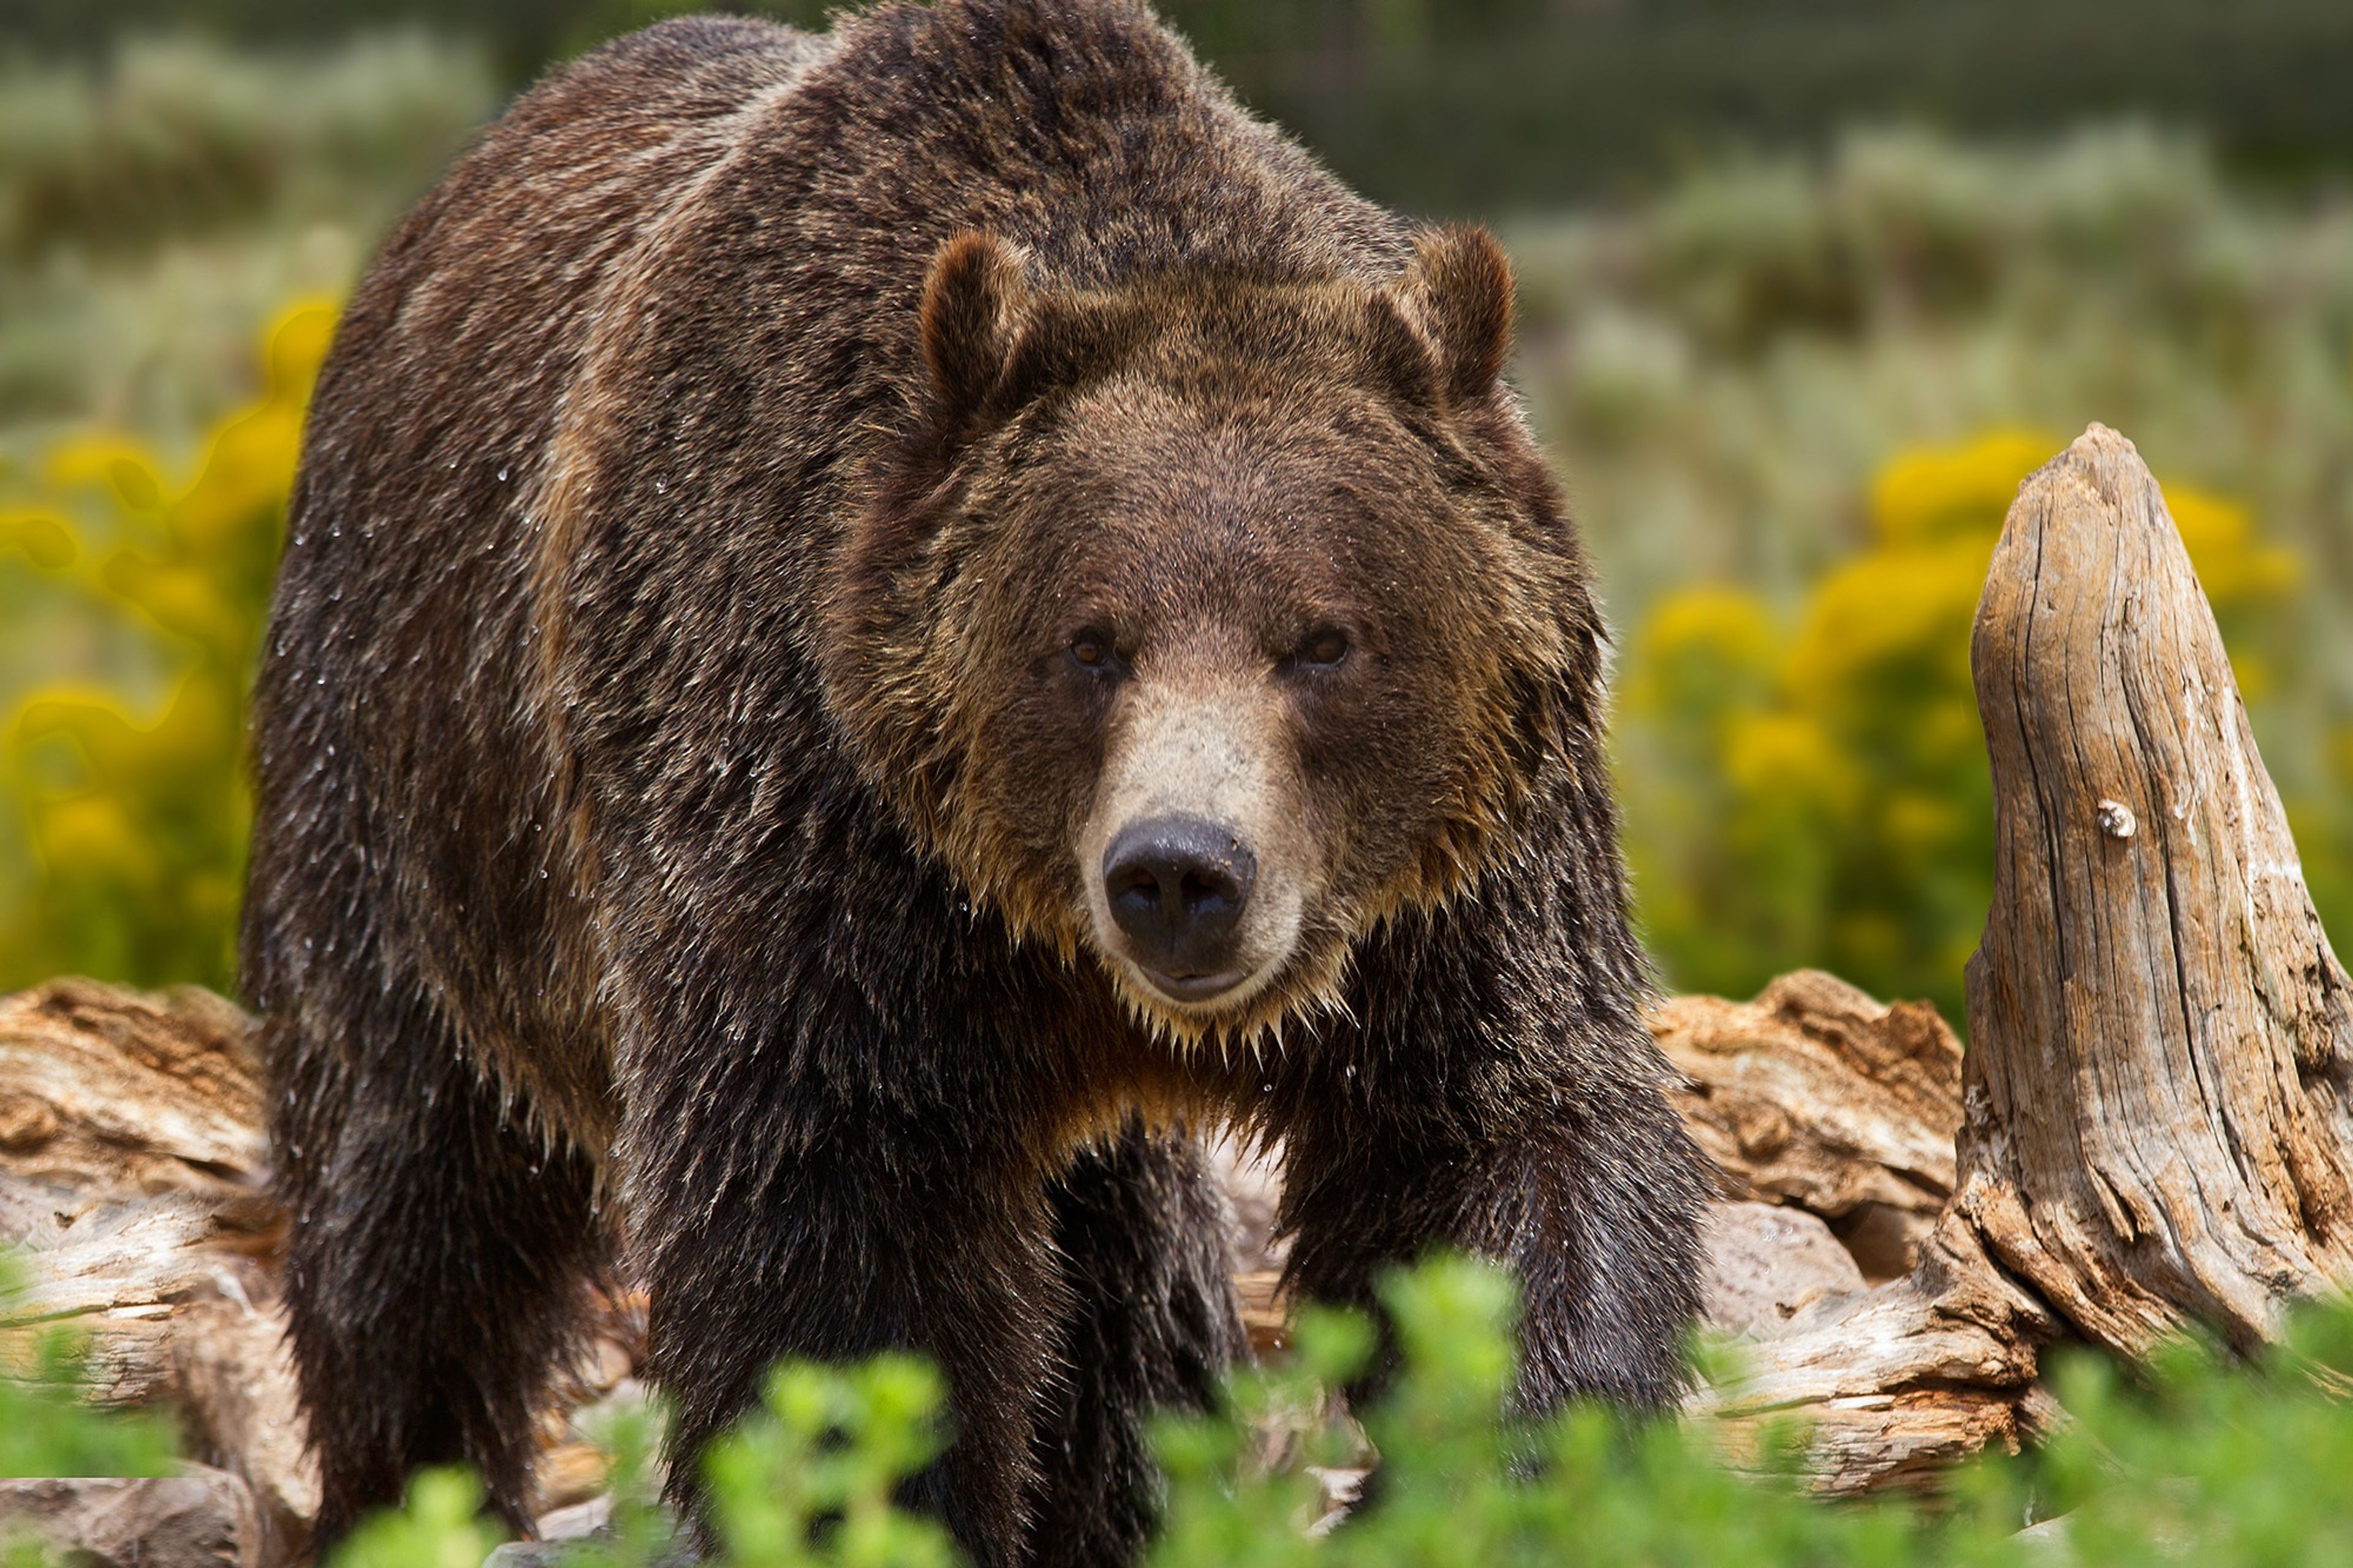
[0,980,310,1555]
[1657,970,1962,1279]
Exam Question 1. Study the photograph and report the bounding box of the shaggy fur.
[242,5,1707,1565]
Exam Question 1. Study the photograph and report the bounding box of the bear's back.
[248,15,838,1141]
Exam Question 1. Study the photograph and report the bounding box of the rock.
[0,1467,263,1568]
[1702,1201,1866,1336]
[536,1495,613,1541]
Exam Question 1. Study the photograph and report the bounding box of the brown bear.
[241,2,1707,1564]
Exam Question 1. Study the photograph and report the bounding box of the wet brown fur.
[243,5,1705,1565]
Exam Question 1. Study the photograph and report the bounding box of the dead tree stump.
[1958,422,2353,1356]
[1702,423,2353,1491]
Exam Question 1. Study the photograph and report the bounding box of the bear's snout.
[1101,816,1257,998]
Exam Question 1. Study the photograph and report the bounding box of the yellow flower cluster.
[0,300,336,992]
[1622,430,2300,1019]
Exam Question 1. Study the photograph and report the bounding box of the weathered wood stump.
[1958,422,2353,1355]
[1703,423,2353,1489]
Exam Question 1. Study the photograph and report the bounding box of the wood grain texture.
[0,980,313,1553]
[1657,970,1961,1277]
[1958,422,2353,1355]
[1696,1213,2056,1493]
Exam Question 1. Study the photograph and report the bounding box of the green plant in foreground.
[4,1249,2353,1566]
[299,1257,2353,1567]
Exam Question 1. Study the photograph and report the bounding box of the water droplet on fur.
[654,479,667,494]
[497,466,510,482]
[1344,1064,1357,1079]
[1260,1082,1273,1094]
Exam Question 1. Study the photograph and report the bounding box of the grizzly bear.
[241,2,1707,1563]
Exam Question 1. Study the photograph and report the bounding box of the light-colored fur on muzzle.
[1078,672,1321,1027]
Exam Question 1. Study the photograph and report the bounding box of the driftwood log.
[0,982,638,1568]
[4,423,2349,1549]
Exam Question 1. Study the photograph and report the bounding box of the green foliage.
[329,1472,509,1568]
[1151,1256,2005,1568]
[7,1246,2353,1566]
[12,1,2353,208]
[702,1359,957,1568]
[2028,1308,2353,1565]
[0,35,491,449]
[289,1257,2353,1567]
[0,35,495,264]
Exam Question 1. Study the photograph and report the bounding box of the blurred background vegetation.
[2,0,2351,1026]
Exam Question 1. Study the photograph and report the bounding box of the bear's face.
[826,231,1596,1041]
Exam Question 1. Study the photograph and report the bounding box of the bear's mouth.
[1132,963,1251,1006]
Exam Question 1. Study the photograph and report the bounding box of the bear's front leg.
[1028,1120,1247,1568]
[1271,822,1707,1415]
[623,1067,1063,1567]
[1280,1064,1705,1412]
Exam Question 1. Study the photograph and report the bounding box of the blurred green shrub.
[18,1241,2353,1567]
[0,301,332,994]
[0,35,491,455]
[0,36,494,264]
[1618,429,2300,1021]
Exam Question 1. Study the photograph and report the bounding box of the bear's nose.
[1102,816,1256,993]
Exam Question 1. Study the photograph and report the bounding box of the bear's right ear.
[919,232,1032,425]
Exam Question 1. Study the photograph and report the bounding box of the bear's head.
[824,227,1602,1042]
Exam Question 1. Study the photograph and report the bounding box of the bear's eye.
[1295,626,1352,670]
[1067,629,1118,676]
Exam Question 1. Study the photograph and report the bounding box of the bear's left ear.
[1395,225,1515,406]
[919,232,1033,424]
